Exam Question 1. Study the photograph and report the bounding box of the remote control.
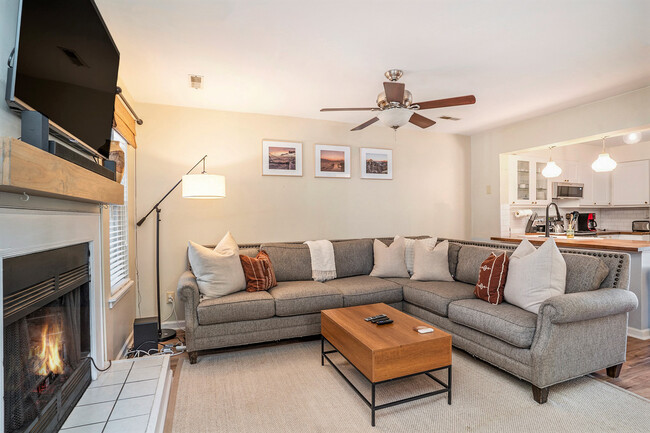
[371,316,389,323]
[365,314,387,322]
[376,319,393,325]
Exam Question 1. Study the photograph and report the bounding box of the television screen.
[7,0,120,158]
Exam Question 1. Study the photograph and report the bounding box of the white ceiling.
[96,0,650,135]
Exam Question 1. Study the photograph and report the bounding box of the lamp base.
[158,328,177,342]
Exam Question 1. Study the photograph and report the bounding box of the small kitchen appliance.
[632,220,650,232]
[577,212,597,232]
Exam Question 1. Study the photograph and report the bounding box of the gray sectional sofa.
[177,237,638,403]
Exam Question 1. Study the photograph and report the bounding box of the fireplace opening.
[3,243,91,433]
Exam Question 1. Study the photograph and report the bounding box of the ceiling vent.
[189,75,203,89]
[439,116,461,121]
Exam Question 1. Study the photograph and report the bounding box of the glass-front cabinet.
[509,156,550,205]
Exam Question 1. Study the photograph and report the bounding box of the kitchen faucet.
[545,202,561,237]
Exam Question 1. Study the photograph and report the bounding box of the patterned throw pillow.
[474,252,509,304]
[239,251,277,292]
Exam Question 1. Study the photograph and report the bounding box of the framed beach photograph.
[360,147,392,179]
[315,144,350,178]
[262,140,302,176]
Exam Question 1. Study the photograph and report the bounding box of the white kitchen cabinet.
[577,163,593,205]
[592,172,611,206]
[557,161,578,183]
[508,156,550,205]
[611,160,650,206]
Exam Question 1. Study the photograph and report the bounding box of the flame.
[36,323,64,376]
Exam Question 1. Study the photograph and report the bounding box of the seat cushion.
[268,281,343,316]
[455,245,509,285]
[448,299,538,349]
[391,279,476,317]
[261,243,312,282]
[325,275,403,307]
[197,290,275,325]
[332,239,374,278]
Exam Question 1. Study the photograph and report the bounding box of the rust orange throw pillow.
[474,252,509,304]
[239,251,277,292]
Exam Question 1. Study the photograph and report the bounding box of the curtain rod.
[116,86,144,125]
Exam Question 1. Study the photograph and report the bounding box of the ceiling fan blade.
[409,113,436,128]
[351,117,379,131]
[413,95,476,110]
[383,82,405,103]
[320,107,376,112]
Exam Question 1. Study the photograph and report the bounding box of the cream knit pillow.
[369,237,410,278]
[411,239,454,281]
[503,238,566,313]
[188,232,246,299]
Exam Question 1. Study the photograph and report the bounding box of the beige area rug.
[171,340,650,432]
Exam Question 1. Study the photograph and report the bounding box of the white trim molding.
[162,320,186,330]
[628,327,650,340]
[108,279,135,309]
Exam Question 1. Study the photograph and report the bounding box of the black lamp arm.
[136,155,209,226]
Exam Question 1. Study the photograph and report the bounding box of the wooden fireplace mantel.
[0,137,123,205]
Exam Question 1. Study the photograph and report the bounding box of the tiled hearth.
[61,355,171,433]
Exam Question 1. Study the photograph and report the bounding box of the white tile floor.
[60,355,170,433]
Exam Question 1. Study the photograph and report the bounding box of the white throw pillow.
[401,236,416,275]
[411,239,454,281]
[187,232,246,299]
[503,238,566,314]
[369,237,410,278]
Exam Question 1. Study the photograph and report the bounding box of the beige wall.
[470,86,650,240]
[134,103,471,320]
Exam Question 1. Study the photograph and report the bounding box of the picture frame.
[360,147,393,180]
[314,144,350,178]
[262,140,303,176]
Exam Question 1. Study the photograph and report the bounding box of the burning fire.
[36,323,64,376]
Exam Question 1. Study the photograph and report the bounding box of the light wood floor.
[162,334,649,431]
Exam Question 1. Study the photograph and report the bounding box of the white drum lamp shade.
[182,174,226,199]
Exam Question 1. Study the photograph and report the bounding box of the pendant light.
[591,137,617,172]
[542,146,562,178]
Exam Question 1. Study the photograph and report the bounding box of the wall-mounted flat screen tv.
[6,0,120,158]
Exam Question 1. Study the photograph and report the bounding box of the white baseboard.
[628,327,650,340]
[162,320,185,330]
[116,330,134,360]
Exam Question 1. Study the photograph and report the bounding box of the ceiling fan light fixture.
[377,107,412,129]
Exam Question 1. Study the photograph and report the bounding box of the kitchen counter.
[492,235,650,252]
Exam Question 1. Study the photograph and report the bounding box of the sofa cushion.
[261,243,312,282]
[325,275,403,307]
[197,290,275,325]
[391,278,475,316]
[455,245,508,285]
[448,299,538,348]
[268,281,342,316]
[447,242,462,278]
[332,239,373,278]
[563,253,610,293]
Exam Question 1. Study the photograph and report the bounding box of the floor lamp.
[137,155,225,341]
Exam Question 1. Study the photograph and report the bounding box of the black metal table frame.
[321,336,451,426]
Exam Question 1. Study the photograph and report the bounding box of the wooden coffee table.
[321,303,452,426]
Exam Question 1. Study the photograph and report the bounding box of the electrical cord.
[86,356,112,372]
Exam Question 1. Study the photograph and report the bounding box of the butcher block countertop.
[491,236,650,252]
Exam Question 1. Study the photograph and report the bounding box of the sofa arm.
[177,270,200,305]
[539,288,638,324]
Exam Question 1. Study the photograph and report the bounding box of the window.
[109,134,129,293]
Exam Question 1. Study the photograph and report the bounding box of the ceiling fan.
[320,69,476,131]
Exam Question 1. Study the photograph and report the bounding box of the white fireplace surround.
[0,207,107,428]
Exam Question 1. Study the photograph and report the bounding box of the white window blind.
[109,136,129,293]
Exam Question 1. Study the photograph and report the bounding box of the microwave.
[552,182,584,199]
